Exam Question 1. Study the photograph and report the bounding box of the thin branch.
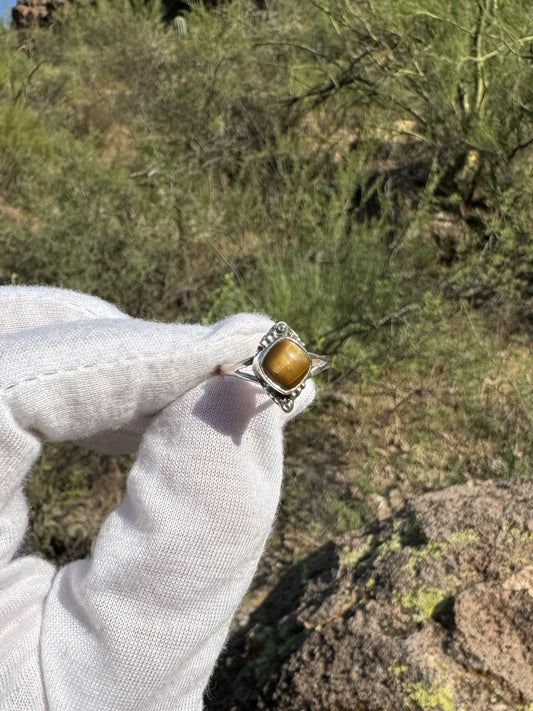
[321,305,416,353]
[285,52,372,106]
[253,40,344,71]
[401,74,434,108]
[508,136,533,161]
[12,61,47,103]
[307,0,360,33]
[376,304,415,328]
[462,35,533,64]
[411,11,471,35]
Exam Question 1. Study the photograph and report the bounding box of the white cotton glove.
[0,286,315,711]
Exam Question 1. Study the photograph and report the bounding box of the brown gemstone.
[261,338,311,391]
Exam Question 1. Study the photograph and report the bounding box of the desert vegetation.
[1,0,532,594]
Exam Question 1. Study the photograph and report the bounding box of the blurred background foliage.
[1,0,533,560]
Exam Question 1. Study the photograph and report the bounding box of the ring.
[219,321,329,412]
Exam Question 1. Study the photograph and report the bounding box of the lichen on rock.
[206,479,533,710]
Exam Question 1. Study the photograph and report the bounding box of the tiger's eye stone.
[262,338,311,390]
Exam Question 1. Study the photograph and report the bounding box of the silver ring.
[219,321,329,412]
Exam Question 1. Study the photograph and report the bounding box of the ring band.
[219,321,329,412]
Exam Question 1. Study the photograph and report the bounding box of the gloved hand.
[0,286,314,711]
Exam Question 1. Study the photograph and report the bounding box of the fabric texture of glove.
[0,286,314,710]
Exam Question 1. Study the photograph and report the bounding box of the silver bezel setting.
[219,321,329,412]
[254,335,312,396]
[252,323,312,409]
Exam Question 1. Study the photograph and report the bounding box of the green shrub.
[0,0,532,553]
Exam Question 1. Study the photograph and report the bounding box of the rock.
[454,581,533,699]
[206,479,533,710]
[11,0,65,29]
